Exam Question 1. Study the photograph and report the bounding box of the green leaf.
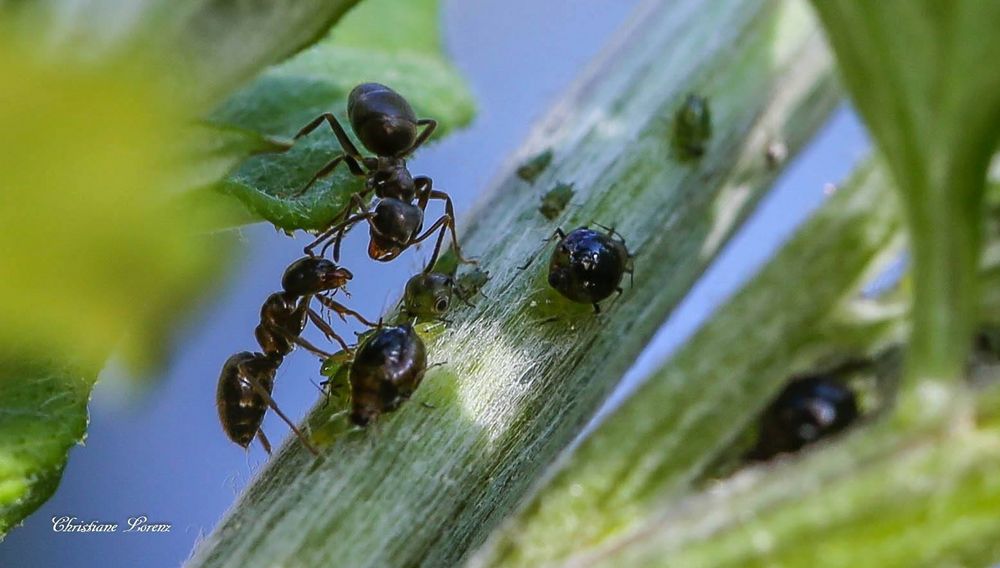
[206,0,476,231]
[0,356,95,534]
[810,2,1000,390]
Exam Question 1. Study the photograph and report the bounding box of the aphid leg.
[239,362,319,456]
[306,309,352,352]
[315,295,378,327]
[293,154,365,196]
[547,227,567,242]
[592,302,602,315]
[294,113,364,159]
[293,335,336,360]
[454,286,476,308]
[404,118,438,155]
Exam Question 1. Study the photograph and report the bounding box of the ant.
[291,82,473,270]
[217,257,376,456]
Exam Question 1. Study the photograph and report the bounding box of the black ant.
[291,82,473,270]
[217,257,376,455]
[547,225,634,314]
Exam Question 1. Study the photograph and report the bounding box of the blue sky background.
[0,1,871,566]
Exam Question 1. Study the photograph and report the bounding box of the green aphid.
[672,94,712,161]
[403,272,461,319]
[456,266,490,298]
[517,149,554,183]
[539,182,574,220]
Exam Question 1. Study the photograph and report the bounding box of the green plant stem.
[810,1,1000,400]
[186,0,839,566]
[472,161,904,567]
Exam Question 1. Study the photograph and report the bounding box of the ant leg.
[239,362,319,456]
[304,211,369,258]
[315,296,378,327]
[293,154,366,196]
[294,335,336,359]
[428,190,476,265]
[306,309,352,352]
[255,430,273,455]
[403,119,438,156]
[294,113,364,159]
[410,215,452,272]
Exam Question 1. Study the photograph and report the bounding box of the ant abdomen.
[348,83,420,157]
[217,352,279,449]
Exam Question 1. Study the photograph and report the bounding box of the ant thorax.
[368,158,415,201]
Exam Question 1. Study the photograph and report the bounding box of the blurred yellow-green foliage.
[0,40,224,370]
[0,29,229,532]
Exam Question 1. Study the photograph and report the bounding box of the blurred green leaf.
[810,2,1000,388]
[207,0,476,231]
[0,355,95,534]
[0,37,229,532]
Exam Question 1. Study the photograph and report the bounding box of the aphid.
[517,148,553,184]
[672,93,712,161]
[749,376,859,460]
[547,225,634,313]
[292,83,471,270]
[216,351,318,455]
[539,182,574,220]
[348,324,427,426]
[403,271,473,319]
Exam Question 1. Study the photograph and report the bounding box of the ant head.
[368,199,423,261]
[282,257,353,296]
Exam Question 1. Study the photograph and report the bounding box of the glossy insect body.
[548,226,633,313]
[348,325,427,426]
[749,376,859,460]
[216,352,279,452]
[255,257,372,357]
[293,82,433,200]
[348,83,422,158]
[292,83,471,270]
